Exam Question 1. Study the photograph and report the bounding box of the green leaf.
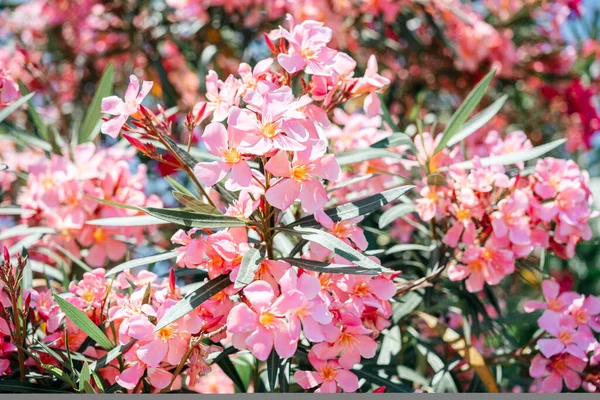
[377,92,400,132]
[371,131,414,151]
[214,349,246,393]
[0,225,57,241]
[142,207,247,228]
[378,203,416,229]
[447,139,566,170]
[289,185,413,228]
[172,191,222,215]
[53,294,114,350]
[86,215,169,226]
[434,69,496,154]
[287,227,393,273]
[79,63,114,143]
[89,340,135,372]
[278,258,377,275]
[336,148,403,166]
[79,362,94,393]
[352,368,412,393]
[106,250,178,277]
[40,363,75,388]
[165,176,194,196]
[234,248,264,289]
[446,94,508,148]
[17,82,48,140]
[267,349,279,391]
[396,366,429,386]
[0,381,69,394]
[154,274,231,332]
[384,244,431,255]
[0,207,35,216]
[0,92,35,124]
[84,193,141,211]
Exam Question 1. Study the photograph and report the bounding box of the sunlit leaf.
[234,248,263,289]
[378,203,416,229]
[434,69,496,154]
[278,258,377,275]
[154,274,231,331]
[0,92,35,124]
[446,94,508,147]
[106,250,178,277]
[79,63,114,143]
[53,294,114,350]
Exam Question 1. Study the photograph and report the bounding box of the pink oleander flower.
[227,280,296,361]
[310,211,367,260]
[524,280,580,314]
[491,189,531,246]
[568,295,600,331]
[448,243,515,293]
[171,229,205,269]
[238,58,274,93]
[78,226,128,268]
[355,56,390,117]
[0,65,19,105]
[264,140,340,213]
[537,311,595,360]
[530,353,587,392]
[294,351,359,393]
[193,71,242,123]
[193,122,253,187]
[101,75,153,138]
[334,274,396,318]
[228,86,312,155]
[271,269,332,342]
[277,15,338,75]
[313,321,378,368]
[442,188,482,247]
[224,191,260,219]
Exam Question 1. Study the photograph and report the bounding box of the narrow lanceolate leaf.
[86,215,169,227]
[336,148,403,166]
[54,245,92,273]
[154,274,231,331]
[214,349,246,393]
[41,364,75,388]
[0,225,57,241]
[143,207,247,228]
[79,362,93,393]
[378,203,416,229]
[172,191,222,215]
[447,139,566,170]
[446,94,508,148]
[0,92,35,124]
[79,63,115,143]
[371,131,414,151]
[278,258,377,275]
[287,227,393,273]
[288,186,414,228]
[53,294,113,350]
[84,194,141,211]
[89,340,135,372]
[234,248,264,289]
[18,82,48,140]
[434,69,496,155]
[106,250,178,277]
[0,207,36,216]
[416,311,499,393]
[377,92,400,132]
[267,350,280,391]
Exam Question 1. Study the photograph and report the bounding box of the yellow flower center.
[82,291,94,302]
[456,209,471,220]
[291,165,311,181]
[339,332,356,347]
[353,282,370,297]
[548,299,563,312]
[301,47,316,60]
[42,176,54,190]
[158,326,174,341]
[259,312,276,328]
[223,148,241,164]
[321,365,337,381]
[261,123,279,139]
[558,330,572,345]
[92,228,106,243]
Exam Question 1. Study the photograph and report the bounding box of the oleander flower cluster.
[0,2,599,395]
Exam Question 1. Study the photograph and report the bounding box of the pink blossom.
[0,65,19,104]
[294,351,358,393]
[277,15,338,75]
[491,189,531,246]
[313,322,378,368]
[101,75,153,138]
[530,353,586,392]
[171,229,205,269]
[537,311,595,360]
[193,122,253,187]
[227,280,296,360]
[524,280,580,314]
[265,140,339,213]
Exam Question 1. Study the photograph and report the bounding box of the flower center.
[481,249,493,260]
[158,326,175,341]
[353,282,370,297]
[558,330,573,345]
[548,299,563,312]
[92,228,106,243]
[572,309,588,324]
[291,165,311,181]
[261,122,279,139]
[82,291,94,303]
[456,208,471,220]
[259,312,276,328]
[223,148,241,164]
[42,176,54,190]
[301,47,317,60]
[339,332,356,347]
[321,365,337,381]
[470,260,486,272]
